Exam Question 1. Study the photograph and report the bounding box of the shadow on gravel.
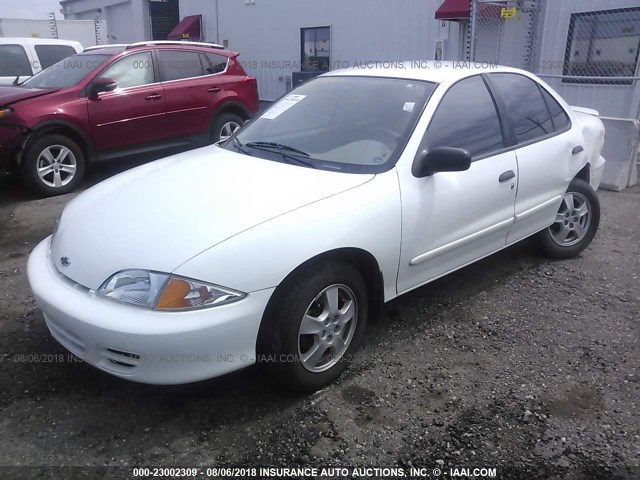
[1,240,540,432]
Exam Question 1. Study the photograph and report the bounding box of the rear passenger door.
[486,73,584,244]
[158,49,227,141]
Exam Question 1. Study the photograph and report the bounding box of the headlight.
[0,108,12,119]
[97,270,245,310]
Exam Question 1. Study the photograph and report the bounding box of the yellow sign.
[501,7,517,19]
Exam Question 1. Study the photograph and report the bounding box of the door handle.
[207,86,222,93]
[499,170,516,183]
[572,145,584,155]
[145,93,162,101]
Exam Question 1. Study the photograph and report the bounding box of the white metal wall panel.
[210,0,461,100]
[0,18,105,47]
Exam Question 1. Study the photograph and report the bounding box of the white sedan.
[27,63,605,391]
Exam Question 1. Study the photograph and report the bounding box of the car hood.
[51,146,374,290]
[0,86,57,106]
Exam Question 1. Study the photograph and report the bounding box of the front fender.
[173,170,402,302]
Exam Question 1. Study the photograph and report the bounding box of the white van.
[0,38,83,86]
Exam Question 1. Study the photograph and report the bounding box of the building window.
[301,26,330,71]
[563,7,640,85]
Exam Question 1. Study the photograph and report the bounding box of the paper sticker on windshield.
[262,94,306,120]
[403,102,415,112]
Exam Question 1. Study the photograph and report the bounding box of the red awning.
[167,15,201,40]
[435,0,470,20]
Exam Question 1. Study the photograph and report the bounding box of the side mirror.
[89,77,117,99]
[412,147,472,178]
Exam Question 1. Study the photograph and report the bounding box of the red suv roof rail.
[126,40,224,50]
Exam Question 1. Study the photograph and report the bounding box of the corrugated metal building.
[59,0,639,110]
[61,0,468,101]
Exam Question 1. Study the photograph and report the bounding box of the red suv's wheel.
[211,113,244,143]
[21,134,85,197]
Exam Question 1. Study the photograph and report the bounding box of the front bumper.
[27,237,275,384]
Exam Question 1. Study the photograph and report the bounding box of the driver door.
[87,51,167,153]
[397,75,518,293]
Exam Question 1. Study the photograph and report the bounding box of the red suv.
[0,41,259,196]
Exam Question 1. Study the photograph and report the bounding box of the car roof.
[322,61,528,84]
[0,37,82,48]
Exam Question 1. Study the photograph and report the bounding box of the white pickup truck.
[0,38,82,86]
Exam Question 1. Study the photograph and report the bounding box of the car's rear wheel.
[211,113,244,143]
[259,262,368,391]
[21,134,85,197]
[533,178,600,258]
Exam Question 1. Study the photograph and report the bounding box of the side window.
[489,73,553,144]
[540,87,570,132]
[0,44,32,76]
[34,45,77,69]
[158,50,205,81]
[423,75,504,158]
[99,52,154,89]
[204,53,228,74]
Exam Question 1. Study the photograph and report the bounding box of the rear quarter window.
[204,53,228,74]
[0,44,32,76]
[34,45,78,69]
[540,87,571,132]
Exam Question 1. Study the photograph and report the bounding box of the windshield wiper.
[245,141,316,169]
[231,132,252,156]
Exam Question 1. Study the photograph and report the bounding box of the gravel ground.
[0,161,638,480]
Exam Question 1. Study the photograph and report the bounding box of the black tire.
[532,178,600,259]
[211,113,244,143]
[21,134,85,197]
[258,262,369,392]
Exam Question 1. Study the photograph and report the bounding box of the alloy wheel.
[219,121,241,141]
[549,192,591,247]
[36,145,77,188]
[298,284,358,373]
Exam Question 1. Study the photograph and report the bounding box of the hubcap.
[219,121,241,141]
[298,284,358,373]
[36,145,77,188]
[549,192,591,246]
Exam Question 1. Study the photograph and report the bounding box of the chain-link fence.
[469,0,639,189]
[561,6,640,85]
[469,0,544,72]
[469,0,640,119]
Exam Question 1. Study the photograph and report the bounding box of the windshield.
[22,54,110,89]
[230,76,436,172]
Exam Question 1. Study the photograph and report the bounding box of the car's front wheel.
[259,262,368,391]
[533,178,600,258]
[21,134,85,197]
